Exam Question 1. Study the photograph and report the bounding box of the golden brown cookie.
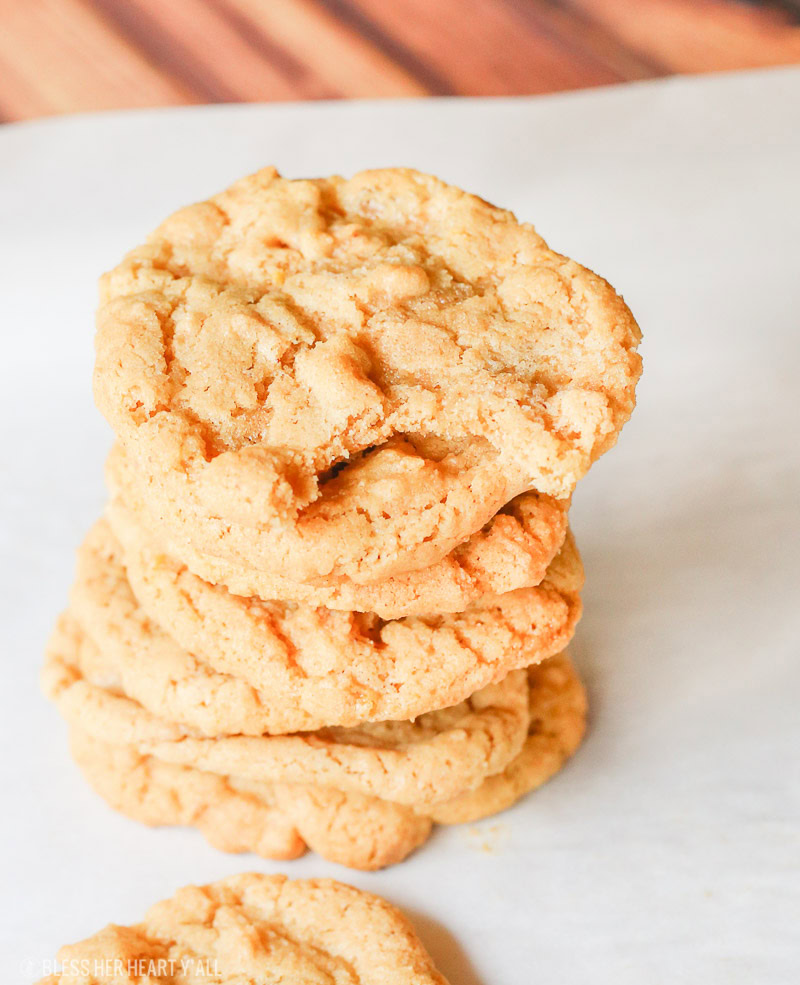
[108,445,569,617]
[69,729,431,872]
[37,872,449,982]
[94,167,641,587]
[62,654,585,870]
[430,654,588,824]
[65,517,583,734]
[44,611,530,807]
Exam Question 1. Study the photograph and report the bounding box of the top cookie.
[38,872,449,984]
[95,167,641,584]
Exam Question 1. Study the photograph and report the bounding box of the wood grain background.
[1,0,798,122]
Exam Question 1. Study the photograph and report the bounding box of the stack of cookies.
[43,168,641,870]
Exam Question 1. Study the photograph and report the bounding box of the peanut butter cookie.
[62,517,582,735]
[94,167,640,587]
[108,444,569,617]
[44,611,530,807]
[37,872,449,980]
[59,654,585,870]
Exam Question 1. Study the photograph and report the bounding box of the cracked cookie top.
[37,872,450,983]
[95,167,640,583]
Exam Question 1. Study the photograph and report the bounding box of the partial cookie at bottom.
[37,871,450,984]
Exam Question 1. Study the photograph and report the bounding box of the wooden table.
[1,0,798,122]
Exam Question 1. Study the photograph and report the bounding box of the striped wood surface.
[0,0,798,121]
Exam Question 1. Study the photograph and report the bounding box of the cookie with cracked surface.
[44,611,530,807]
[94,166,641,587]
[68,729,432,872]
[60,654,584,870]
[36,872,449,984]
[65,517,583,735]
[430,653,588,825]
[108,444,569,617]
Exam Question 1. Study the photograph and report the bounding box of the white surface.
[1,68,799,984]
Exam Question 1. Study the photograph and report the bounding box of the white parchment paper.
[1,67,798,984]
